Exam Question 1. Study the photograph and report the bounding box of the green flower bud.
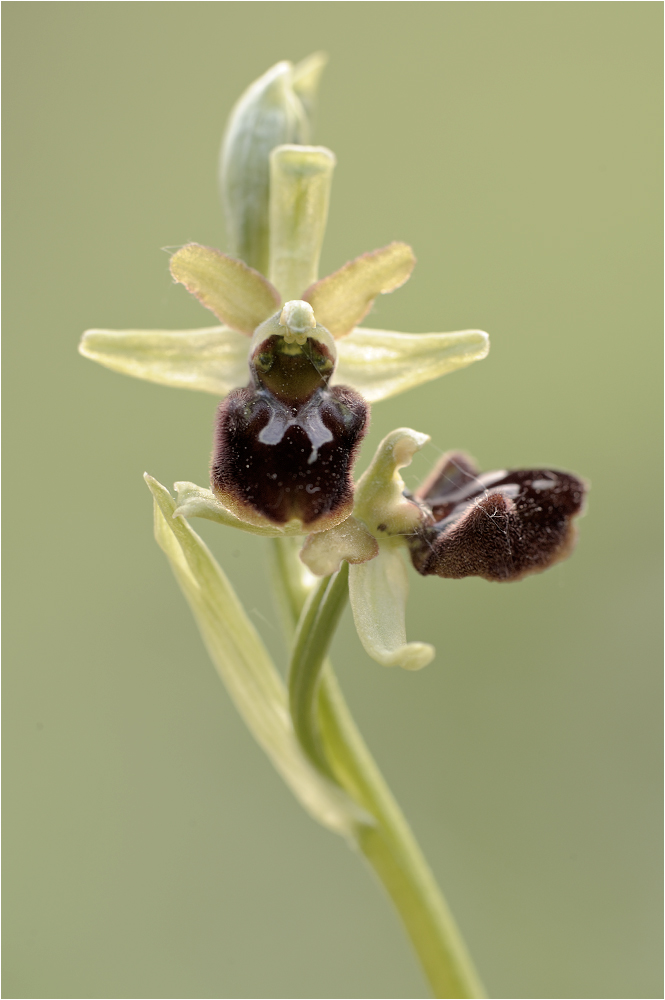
[269,145,336,302]
[220,55,326,276]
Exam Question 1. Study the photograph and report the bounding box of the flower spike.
[76,54,586,998]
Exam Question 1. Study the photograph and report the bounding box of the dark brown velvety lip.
[212,383,368,528]
[409,452,586,582]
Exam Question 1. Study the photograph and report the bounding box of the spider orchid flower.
[299,429,586,671]
[78,55,585,676]
[80,134,489,534]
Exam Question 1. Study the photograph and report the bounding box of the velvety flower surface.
[299,433,587,671]
[212,304,368,530]
[80,230,489,533]
[407,451,586,582]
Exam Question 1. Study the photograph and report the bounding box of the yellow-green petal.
[78,324,249,396]
[303,242,416,339]
[169,244,280,334]
[173,482,304,537]
[348,543,435,672]
[333,327,490,402]
[145,474,364,834]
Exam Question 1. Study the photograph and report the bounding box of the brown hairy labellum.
[408,451,586,582]
[211,325,368,530]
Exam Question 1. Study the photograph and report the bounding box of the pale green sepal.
[291,51,328,121]
[300,517,379,576]
[79,325,249,396]
[220,61,311,275]
[348,543,435,671]
[173,482,304,537]
[145,473,368,835]
[333,327,490,402]
[354,428,431,537]
[303,242,416,339]
[170,244,280,334]
[269,145,336,302]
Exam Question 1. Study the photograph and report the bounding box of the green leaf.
[333,326,490,402]
[269,145,336,302]
[78,324,249,395]
[303,242,416,339]
[145,473,366,835]
[170,244,280,334]
[348,543,435,672]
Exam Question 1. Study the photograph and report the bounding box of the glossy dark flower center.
[211,330,368,529]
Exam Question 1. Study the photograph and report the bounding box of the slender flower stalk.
[274,537,485,998]
[79,56,586,998]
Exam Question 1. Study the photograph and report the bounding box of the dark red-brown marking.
[408,451,586,582]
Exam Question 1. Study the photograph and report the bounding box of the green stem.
[271,539,485,1000]
[319,672,485,999]
[288,564,349,776]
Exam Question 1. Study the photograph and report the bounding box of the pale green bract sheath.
[349,544,435,672]
[78,51,491,998]
[145,473,366,835]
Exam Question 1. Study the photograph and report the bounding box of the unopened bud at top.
[220,55,327,277]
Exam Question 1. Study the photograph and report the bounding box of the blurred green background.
[3,4,662,998]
